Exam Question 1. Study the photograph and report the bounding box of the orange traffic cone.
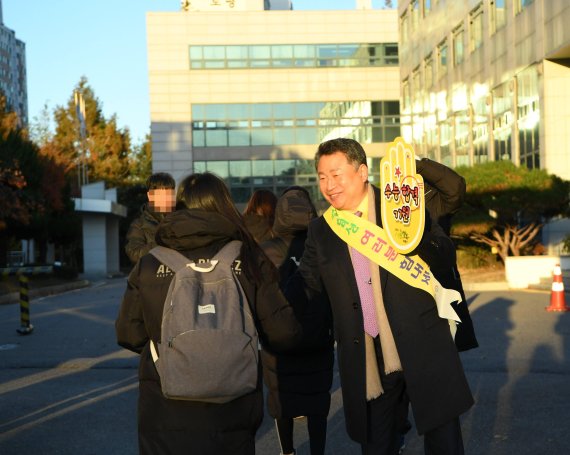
[546,264,569,312]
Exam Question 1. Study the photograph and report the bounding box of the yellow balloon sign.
[380,137,425,254]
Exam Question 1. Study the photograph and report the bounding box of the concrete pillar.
[74,182,127,278]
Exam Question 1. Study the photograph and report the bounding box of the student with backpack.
[115,172,303,455]
[260,187,334,455]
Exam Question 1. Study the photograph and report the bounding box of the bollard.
[16,273,34,335]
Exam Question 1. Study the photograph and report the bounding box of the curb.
[462,281,510,291]
[0,280,91,305]
[462,281,568,293]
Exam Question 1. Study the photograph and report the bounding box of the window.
[400,12,409,45]
[453,24,465,66]
[412,68,422,114]
[515,0,534,15]
[424,54,434,88]
[411,0,420,31]
[439,120,453,166]
[423,0,431,17]
[517,65,540,169]
[471,93,489,163]
[384,44,399,65]
[492,81,513,161]
[490,0,506,34]
[191,101,400,147]
[412,68,421,95]
[189,43,399,69]
[469,5,484,52]
[402,79,411,112]
[454,112,470,166]
[437,40,448,78]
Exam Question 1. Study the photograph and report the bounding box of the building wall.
[543,59,570,180]
[146,8,400,196]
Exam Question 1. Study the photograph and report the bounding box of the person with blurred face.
[147,187,176,213]
[125,172,176,264]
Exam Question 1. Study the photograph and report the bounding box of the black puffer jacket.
[261,189,334,419]
[124,204,165,264]
[416,158,478,352]
[116,209,302,455]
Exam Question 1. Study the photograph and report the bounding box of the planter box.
[504,255,570,289]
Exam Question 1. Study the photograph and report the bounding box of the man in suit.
[287,138,474,454]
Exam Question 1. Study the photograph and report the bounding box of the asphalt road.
[0,278,568,454]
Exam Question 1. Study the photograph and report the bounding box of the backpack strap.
[214,240,242,267]
[149,246,191,273]
[148,246,191,364]
[150,340,159,363]
[214,240,255,326]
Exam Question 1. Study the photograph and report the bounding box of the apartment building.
[0,0,27,125]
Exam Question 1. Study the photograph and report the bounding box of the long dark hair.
[176,172,263,284]
[243,189,278,225]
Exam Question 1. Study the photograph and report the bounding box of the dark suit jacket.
[291,185,474,442]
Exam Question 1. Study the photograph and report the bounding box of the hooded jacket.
[260,189,334,419]
[124,204,165,264]
[116,209,302,455]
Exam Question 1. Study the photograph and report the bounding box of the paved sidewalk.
[0,280,568,454]
[256,289,570,454]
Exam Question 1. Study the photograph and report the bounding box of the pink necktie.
[351,212,379,337]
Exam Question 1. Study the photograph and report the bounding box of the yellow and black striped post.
[1,265,52,334]
[16,273,33,335]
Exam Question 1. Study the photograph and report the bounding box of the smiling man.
[287,138,473,455]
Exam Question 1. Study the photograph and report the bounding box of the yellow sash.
[324,206,461,335]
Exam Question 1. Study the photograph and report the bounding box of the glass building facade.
[191,99,397,203]
[147,7,401,206]
[189,43,398,69]
[194,157,382,204]
[191,100,400,148]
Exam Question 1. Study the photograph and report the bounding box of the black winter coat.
[260,189,334,419]
[416,158,478,352]
[115,209,303,455]
[125,205,165,264]
[290,185,474,442]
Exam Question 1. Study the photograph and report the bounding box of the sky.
[3,0,391,145]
